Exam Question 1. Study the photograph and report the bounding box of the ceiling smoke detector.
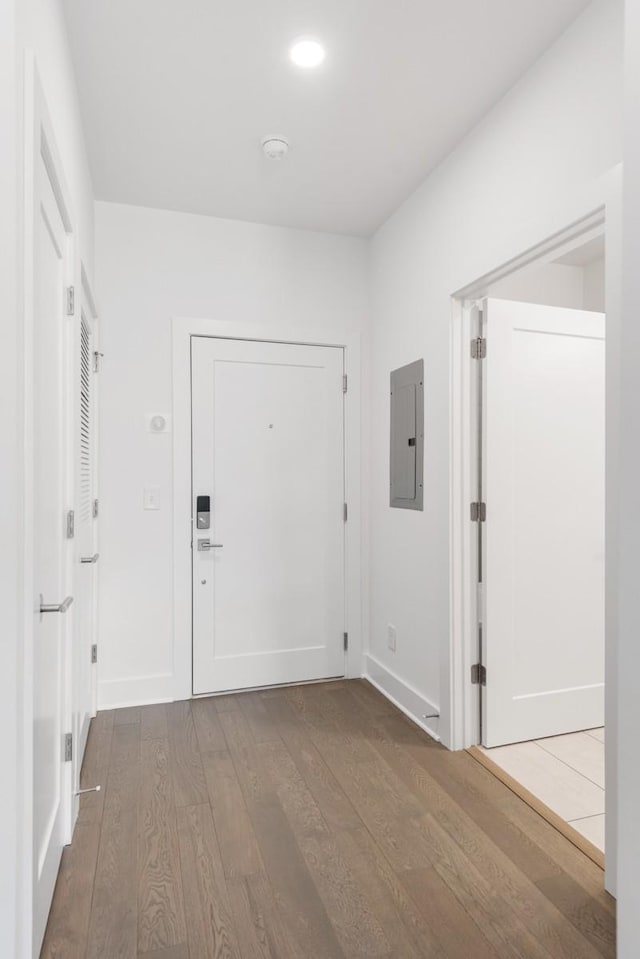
[261,136,290,160]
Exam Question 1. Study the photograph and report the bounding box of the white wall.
[367,0,623,744]
[489,261,587,309]
[617,0,640,951]
[95,201,369,708]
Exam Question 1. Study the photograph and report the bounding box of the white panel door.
[33,156,71,949]
[191,337,346,694]
[71,306,98,819]
[483,298,605,747]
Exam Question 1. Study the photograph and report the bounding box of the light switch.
[143,486,161,510]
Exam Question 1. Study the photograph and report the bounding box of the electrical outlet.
[387,624,397,652]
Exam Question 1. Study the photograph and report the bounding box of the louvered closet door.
[73,310,97,803]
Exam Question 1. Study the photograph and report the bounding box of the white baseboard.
[98,672,175,710]
[363,654,441,743]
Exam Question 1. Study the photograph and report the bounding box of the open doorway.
[452,220,607,869]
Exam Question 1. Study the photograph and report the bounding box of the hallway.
[41,680,615,959]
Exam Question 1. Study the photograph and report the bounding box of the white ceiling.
[62,0,592,236]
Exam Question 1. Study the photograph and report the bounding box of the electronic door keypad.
[196,495,211,529]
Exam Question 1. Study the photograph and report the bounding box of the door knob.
[197,539,224,551]
[39,594,74,616]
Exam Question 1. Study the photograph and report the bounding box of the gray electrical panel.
[390,359,424,510]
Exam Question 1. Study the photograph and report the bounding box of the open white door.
[482,298,605,747]
[191,337,346,694]
[32,151,72,950]
[70,291,99,822]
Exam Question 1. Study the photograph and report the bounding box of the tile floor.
[480,727,605,851]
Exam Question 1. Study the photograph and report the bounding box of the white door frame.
[172,317,363,702]
[22,56,78,955]
[449,187,621,896]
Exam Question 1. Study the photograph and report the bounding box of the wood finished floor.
[41,680,616,959]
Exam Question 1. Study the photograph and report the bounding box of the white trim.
[449,201,609,751]
[448,169,622,898]
[364,654,441,742]
[98,673,175,710]
[171,317,363,702]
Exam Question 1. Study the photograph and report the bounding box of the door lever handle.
[40,594,74,614]
[197,539,224,551]
[81,553,100,564]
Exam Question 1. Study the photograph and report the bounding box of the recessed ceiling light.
[290,38,325,69]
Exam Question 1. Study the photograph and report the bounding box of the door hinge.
[91,644,98,664]
[93,351,104,373]
[92,498,99,519]
[470,502,486,522]
[342,374,348,394]
[343,503,348,522]
[343,632,349,651]
[64,732,73,762]
[471,337,486,359]
[66,509,75,539]
[66,286,75,316]
[471,663,487,686]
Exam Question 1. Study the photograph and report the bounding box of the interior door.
[191,337,346,694]
[33,154,72,949]
[71,304,98,820]
[482,298,605,747]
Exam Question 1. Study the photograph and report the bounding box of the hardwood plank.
[226,874,298,959]
[536,874,616,959]
[166,700,208,807]
[77,710,114,826]
[257,738,330,839]
[86,723,140,959]
[202,748,263,879]
[242,796,346,959]
[176,803,239,959]
[137,738,186,954]
[401,866,501,959]
[409,739,613,911]
[192,697,227,752]
[296,831,391,957]
[140,704,169,742]
[40,822,101,959]
[237,690,282,743]
[334,826,446,959]
[264,696,361,832]
[138,946,189,959]
[115,706,142,726]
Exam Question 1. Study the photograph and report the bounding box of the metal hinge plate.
[343,632,348,652]
[93,351,104,373]
[470,502,486,522]
[91,644,98,665]
[342,374,348,393]
[343,503,348,522]
[64,732,73,762]
[471,337,486,359]
[92,498,99,519]
[471,663,487,686]
[66,509,75,539]
[66,286,75,316]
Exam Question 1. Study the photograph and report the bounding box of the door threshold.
[191,675,347,699]
[467,746,604,870]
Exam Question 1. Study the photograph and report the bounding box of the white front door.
[191,337,346,694]
[33,155,72,949]
[482,298,605,747]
